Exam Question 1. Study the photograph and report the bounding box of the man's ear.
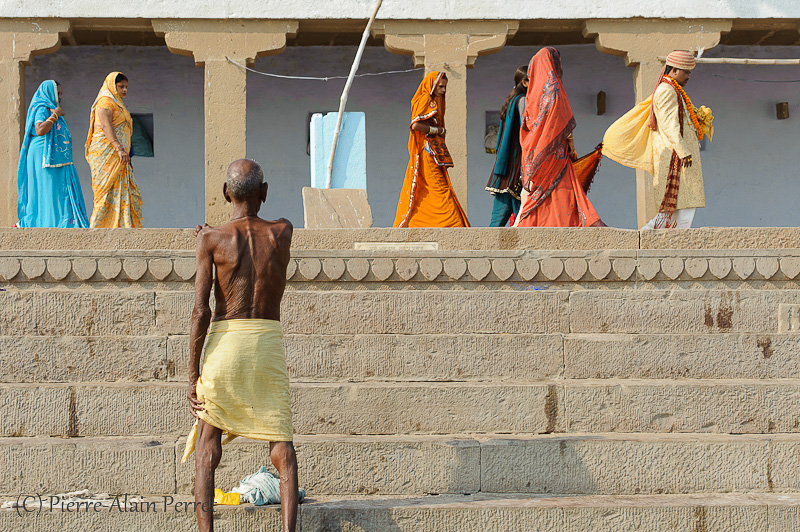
[223,182,232,204]
[261,182,268,203]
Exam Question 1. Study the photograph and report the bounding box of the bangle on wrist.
[429,126,439,135]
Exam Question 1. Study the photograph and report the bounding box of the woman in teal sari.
[16,80,89,228]
[485,65,528,227]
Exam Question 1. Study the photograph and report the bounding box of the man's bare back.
[197,216,292,323]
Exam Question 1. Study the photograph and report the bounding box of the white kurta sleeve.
[653,85,691,159]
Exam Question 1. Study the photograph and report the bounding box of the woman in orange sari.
[393,71,469,228]
[515,48,605,228]
[86,72,143,228]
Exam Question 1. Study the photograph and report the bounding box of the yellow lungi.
[182,319,293,463]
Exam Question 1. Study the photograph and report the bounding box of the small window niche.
[485,110,501,154]
[130,113,154,157]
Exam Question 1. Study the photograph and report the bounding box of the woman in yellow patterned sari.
[85,72,143,228]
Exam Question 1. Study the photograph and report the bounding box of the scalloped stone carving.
[755,257,779,279]
[173,258,196,281]
[780,257,800,280]
[21,258,47,279]
[612,258,636,281]
[588,257,612,280]
[443,258,467,280]
[516,258,539,281]
[638,258,660,281]
[372,258,395,281]
[540,258,563,281]
[564,258,588,281]
[419,258,443,280]
[661,257,684,280]
[685,258,708,279]
[98,258,123,280]
[299,258,322,280]
[322,258,346,280]
[149,258,173,281]
[122,259,147,281]
[0,258,21,281]
[733,257,755,279]
[492,258,515,281]
[708,258,732,279]
[468,258,491,281]
[346,258,369,281]
[47,258,72,281]
[286,259,298,280]
[395,258,419,281]
[123,259,148,280]
[73,258,97,281]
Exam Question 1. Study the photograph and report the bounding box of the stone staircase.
[1,227,800,531]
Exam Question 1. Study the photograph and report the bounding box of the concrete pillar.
[583,19,732,227]
[0,20,70,227]
[372,21,518,212]
[153,20,298,225]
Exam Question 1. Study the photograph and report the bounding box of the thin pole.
[325,0,383,189]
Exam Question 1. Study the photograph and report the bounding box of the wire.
[226,57,422,81]
[699,72,800,83]
[228,55,800,83]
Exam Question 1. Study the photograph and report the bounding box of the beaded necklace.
[664,76,703,141]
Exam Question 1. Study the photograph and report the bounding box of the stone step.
[0,289,570,336]
[2,380,800,437]
[0,334,565,383]
[2,333,800,383]
[1,434,798,497]
[7,288,796,337]
[3,493,800,532]
[157,289,800,335]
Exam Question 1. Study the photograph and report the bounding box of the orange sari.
[393,71,469,228]
[515,48,600,228]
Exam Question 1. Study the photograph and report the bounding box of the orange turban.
[665,50,697,71]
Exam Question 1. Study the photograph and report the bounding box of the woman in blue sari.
[16,80,89,228]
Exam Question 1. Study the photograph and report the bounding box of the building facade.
[2,2,799,228]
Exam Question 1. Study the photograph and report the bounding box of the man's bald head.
[226,159,265,200]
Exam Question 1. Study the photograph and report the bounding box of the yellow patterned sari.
[85,72,143,228]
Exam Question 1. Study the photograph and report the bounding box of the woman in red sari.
[393,71,469,228]
[514,47,605,227]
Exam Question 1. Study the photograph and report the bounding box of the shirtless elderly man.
[183,158,298,532]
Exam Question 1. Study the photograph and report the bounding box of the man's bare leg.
[195,420,223,532]
[270,441,298,532]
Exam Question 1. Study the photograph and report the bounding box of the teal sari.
[16,80,89,228]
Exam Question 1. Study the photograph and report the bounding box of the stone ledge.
[1,250,800,283]
[641,227,800,250]
[0,227,639,251]
[5,380,800,437]
[4,493,800,532]
[2,434,800,498]
[2,333,800,383]
[2,227,799,252]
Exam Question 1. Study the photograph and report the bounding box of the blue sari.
[17,80,89,228]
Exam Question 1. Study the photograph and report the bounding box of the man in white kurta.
[643,52,705,228]
[602,50,711,229]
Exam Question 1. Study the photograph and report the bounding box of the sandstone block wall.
[0,228,798,531]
